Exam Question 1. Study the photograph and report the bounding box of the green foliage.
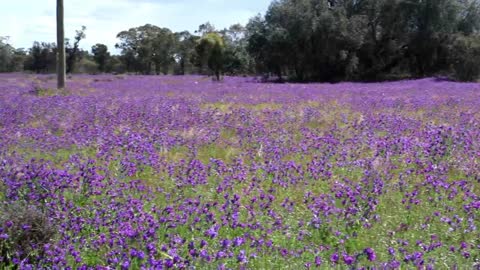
[0,37,14,73]
[173,31,199,75]
[221,24,254,75]
[107,56,126,74]
[24,42,57,73]
[195,21,216,36]
[451,34,480,81]
[457,0,480,35]
[115,23,252,77]
[3,0,480,81]
[246,0,480,81]
[76,58,99,74]
[66,26,87,74]
[91,44,110,73]
[0,38,26,73]
[196,33,225,80]
[116,24,177,75]
[152,28,176,75]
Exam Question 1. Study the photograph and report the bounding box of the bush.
[107,57,126,74]
[451,35,480,81]
[76,58,99,74]
[0,201,56,267]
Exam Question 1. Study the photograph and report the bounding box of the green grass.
[197,143,240,164]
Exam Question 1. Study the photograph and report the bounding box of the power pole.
[57,0,66,89]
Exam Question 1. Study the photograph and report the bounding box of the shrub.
[76,58,99,74]
[0,201,56,267]
[451,35,480,81]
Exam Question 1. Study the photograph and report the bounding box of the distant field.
[0,74,479,269]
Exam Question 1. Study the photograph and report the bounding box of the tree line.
[0,22,252,79]
[247,0,480,82]
[1,0,480,81]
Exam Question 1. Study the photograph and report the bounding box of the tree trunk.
[180,58,185,75]
[56,0,66,89]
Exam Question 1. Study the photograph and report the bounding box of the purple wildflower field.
[0,73,480,269]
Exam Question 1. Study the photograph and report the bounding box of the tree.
[174,31,199,75]
[246,0,363,81]
[66,26,86,73]
[25,42,57,73]
[221,24,254,75]
[91,44,110,73]
[400,0,460,76]
[457,0,480,35]
[356,0,411,80]
[116,24,176,74]
[195,22,216,36]
[9,48,27,72]
[56,0,65,89]
[451,34,480,81]
[246,15,271,77]
[243,0,480,82]
[0,37,14,72]
[196,33,225,80]
[151,28,176,75]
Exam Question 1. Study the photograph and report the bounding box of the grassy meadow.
[0,74,479,269]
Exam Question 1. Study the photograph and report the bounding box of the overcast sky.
[0,0,271,53]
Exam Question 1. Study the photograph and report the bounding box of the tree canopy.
[245,0,480,81]
[2,0,480,81]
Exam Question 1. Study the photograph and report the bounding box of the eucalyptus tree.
[25,42,57,73]
[196,33,225,80]
[116,24,177,74]
[0,37,14,72]
[220,24,254,75]
[91,44,110,73]
[66,26,86,73]
[246,0,365,81]
[151,28,176,75]
[245,0,480,81]
[174,31,199,75]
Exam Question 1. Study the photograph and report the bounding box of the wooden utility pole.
[56,0,66,89]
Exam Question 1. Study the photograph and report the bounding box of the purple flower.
[233,237,245,247]
[205,225,219,239]
[164,259,174,268]
[364,247,376,261]
[121,260,130,270]
[330,252,339,264]
[200,249,211,262]
[216,250,226,259]
[237,250,248,264]
[343,253,354,265]
[221,239,231,249]
[389,260,401,268]
[314,256,322,266]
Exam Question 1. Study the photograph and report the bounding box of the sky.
[0,0,271,53]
